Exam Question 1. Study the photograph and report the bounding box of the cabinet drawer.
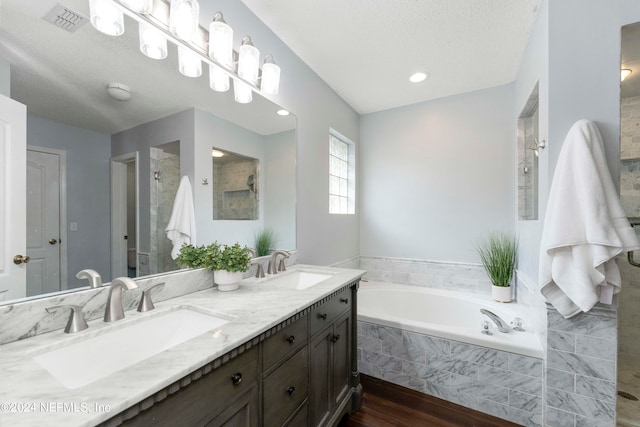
[310,287,351,335]
[285,402,308,427]
[263,315,308,370]
[263,346,309,427]
[207,346,259,416]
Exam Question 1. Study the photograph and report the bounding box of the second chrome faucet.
[104,277,138,322]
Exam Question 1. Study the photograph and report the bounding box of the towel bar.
[627,219,640,267]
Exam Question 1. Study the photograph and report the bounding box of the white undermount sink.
[269,271,333,290]
[33,307,231,389]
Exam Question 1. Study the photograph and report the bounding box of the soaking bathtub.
[358,281,543,358]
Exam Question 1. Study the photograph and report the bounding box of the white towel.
[166,176,197,260]
[539,120,640,318]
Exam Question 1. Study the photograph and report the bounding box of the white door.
[0,94,27,301]
[26,149,61,296]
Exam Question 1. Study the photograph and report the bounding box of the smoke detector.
[107,83,132,102]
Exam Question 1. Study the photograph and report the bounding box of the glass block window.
[329,132,355,214]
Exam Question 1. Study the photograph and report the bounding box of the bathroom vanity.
[0,265,364,427]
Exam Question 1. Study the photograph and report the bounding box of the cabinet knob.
[331,334,341,343]
[286,335,295,344]
[318,313,327,320]
[231,373,242,385]
[340,298,349,304]
[286,386,295,396]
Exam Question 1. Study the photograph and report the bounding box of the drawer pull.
[318,313,328,320]
[286,386,296,396]
[331,334,341,343]
[286,335,295,344]
[231,373,242,385]
[340,297,349,304]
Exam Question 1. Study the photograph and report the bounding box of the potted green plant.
[213,243,252,292]
[176,243,220,270]
[476,232,518,302]
[254,228,276,257]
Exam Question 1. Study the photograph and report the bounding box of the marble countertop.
[0,265,365,427]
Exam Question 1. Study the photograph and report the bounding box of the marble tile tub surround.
[334,256,494,294]
[0,251,297,346]
[357,321,544,426]
[544,306,618,427]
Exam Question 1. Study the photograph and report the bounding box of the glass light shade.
[139,23,167,59]
[178,46,202,77]
[261,61,280,95]
[234,80,253,104]
[169,0,199,41]
[121,0,153,14]
[89,0,124,36]
[208,14,233,67]
[209,64,230,92]
[238,38,260,85]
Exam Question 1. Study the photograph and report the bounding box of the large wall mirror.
[0,0,296,304]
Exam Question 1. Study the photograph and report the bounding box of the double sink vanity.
[0,265,364,427]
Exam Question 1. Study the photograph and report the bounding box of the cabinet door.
[310,326,332,427]
[332,312,351,407]
[206,386,259,427]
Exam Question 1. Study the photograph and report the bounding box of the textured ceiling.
[240,0,542,114]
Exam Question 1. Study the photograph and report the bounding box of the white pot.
[214,270,243,292]
[491,285,512,303]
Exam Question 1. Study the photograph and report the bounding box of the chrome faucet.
[480,309,510,333]
[247,248,258,258]
[76,269,102,288]
[46,305,88,333]
[137,282,165,312]
[251,259,265,278]
[104,277,138,322]
[267,250,290,275]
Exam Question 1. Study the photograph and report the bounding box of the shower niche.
[517,83,540,221]
[212,148,259,220]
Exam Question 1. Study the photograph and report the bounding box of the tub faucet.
[267,250,290,275]
[104,277,138,322]
[480,309,510,333]
[76,269,102,288]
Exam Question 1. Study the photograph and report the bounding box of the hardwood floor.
[339,375,522,427]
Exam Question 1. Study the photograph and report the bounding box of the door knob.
[49,239,58,245]
[13,255,31,265]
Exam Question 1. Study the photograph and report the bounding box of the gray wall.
[0,57,9,97]
[111,109,195,254]
[27,115,111,287]
[359,84,515,263]
[264,129,297,251]
[214,0,360,265]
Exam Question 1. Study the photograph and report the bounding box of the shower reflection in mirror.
[211,148,259,220]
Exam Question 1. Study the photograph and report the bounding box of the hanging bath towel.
[539,119,640,318]
[166,175,197,260]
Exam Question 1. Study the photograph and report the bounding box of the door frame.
[110,152,139,279]
[27,145,68,290]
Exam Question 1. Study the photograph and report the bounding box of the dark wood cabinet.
[104,281,361,427]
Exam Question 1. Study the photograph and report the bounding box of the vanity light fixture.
[139,22,167,59]
[409,72,429,83]
[90,1,282,103]
[169,0,199,41]
[89,0,124,36]
[211,149,225,158]
[622,68,632,82]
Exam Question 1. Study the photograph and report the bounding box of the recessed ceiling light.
[621,68,632,82]
[409,72,429,83]
[211,149,225,157]
[276,109,290,116]
[106,83,132,101]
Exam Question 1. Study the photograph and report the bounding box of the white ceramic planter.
[491,285,512,303]
[214,270,243,292]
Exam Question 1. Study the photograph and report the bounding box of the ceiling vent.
[42,3,89,33]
